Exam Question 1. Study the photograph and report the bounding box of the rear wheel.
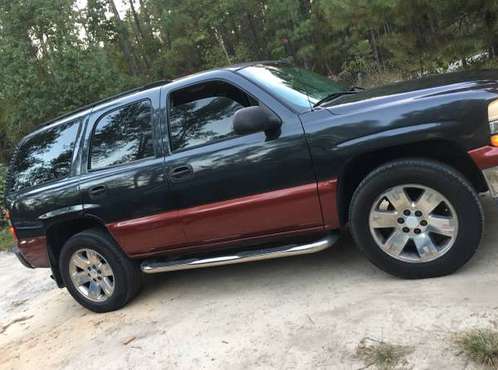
[349,159,483,278]
[59,228,142,312]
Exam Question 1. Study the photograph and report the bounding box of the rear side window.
[89,100,154,170]
[10,119,80,192]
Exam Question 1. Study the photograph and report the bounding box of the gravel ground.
[1,196,498,370]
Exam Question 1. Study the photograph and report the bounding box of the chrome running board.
[141,234,339,274]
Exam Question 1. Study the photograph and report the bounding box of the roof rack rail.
[40,79,172,128]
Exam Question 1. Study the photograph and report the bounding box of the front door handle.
[88,185,107,199]
[169,165,194,182]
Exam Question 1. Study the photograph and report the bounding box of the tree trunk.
[107,0,139,75]
[129,0,146,41]
[245,12,264,59]
[213,27,231,64]
[368,29,381,68]
[128,0,151,71]
[138,0,152,29]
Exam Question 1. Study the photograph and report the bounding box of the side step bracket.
[140,233,339,274]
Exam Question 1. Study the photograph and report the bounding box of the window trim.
[165,78,268,154]
[87,98,155,172]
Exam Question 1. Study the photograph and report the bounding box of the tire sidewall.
[59,231,131,312]
[350,160,483,278]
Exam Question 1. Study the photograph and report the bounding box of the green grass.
[0,228,14,251]
[356,337,413,370]
[456,329,498,369]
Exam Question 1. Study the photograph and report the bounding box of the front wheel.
[349,159,483,278]
[59,228,142,312]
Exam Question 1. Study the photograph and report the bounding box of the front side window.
[168,81,257,151]
[89,100,154,170]
[10,119,80,192]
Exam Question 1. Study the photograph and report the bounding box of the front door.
[162,73,323,246]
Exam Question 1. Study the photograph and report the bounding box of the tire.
[349,159,483,278]
[59,228,143,313]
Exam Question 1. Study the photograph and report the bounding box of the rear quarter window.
[9,119,80,192]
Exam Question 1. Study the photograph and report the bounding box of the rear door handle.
[168,165,194,182]
[88,185,107,198]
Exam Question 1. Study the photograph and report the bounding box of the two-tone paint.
[6,65,498,278]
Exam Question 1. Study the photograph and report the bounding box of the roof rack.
[229,59,290,71]
[40,79,171,128]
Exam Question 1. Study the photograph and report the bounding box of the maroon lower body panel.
[182,183,323,243]
[17,236,49,268]
[108,211,186,256]
[108,180,340,257]
[469,145,498,169]
[317,179,339,229]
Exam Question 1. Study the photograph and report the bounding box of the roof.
[38,59,288,129]
[39,79,171,128]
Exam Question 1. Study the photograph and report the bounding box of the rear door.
[78,88,186,256]
[162,71,323,246]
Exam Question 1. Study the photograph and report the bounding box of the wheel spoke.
[370,210,399,228]
[384,187,412,211]
[88,281,101,300]
[100,278,113,296]
[99,263,113,277]
[413,233,439,260]
[383,230,410,255]
[72,271,90,286]
[427,215,457,237]
[87,249,100,266]
[415,189,444,215]
[71,254,90,269]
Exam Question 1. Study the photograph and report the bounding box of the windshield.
[238,64,345,112]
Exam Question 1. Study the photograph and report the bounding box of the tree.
[0,0,497,163]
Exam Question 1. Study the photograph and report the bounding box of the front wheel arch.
[349,158,483,278]
[337,140,487,226]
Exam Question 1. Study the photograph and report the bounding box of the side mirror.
[52,161,70,179]
[233,106,282,137]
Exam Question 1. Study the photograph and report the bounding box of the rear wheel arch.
[45,217,113,287]
[337,140,488,226]
[59,228,142,312]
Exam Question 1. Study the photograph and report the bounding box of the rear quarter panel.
[7,178,83,267]
[6,112,89,268]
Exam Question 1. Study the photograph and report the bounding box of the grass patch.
[356,337,413,370]
[0,228,14,251]
[456,329,498,369]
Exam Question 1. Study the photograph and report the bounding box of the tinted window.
[168,81,256,151]
[10,119,80,192]
[90,100,154,170]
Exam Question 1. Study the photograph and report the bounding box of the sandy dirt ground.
[1,196,498,370]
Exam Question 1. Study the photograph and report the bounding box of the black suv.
[6,62,498,312]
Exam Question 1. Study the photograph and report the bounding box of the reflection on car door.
[163,76,323,247]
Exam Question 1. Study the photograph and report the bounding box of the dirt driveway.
[1,196,498,370]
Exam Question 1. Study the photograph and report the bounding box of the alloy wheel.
[69,248,115,302]
[368,184,458,263]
